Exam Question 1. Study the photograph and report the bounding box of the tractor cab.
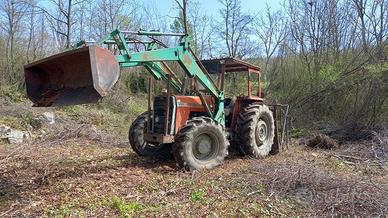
[200,58,264,129]
[143,57,265,144]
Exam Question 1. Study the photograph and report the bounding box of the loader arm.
[99,30,225,125]
[24,29,226,126]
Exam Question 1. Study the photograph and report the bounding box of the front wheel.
[128,112,169,157]
[173,117,229,170]
[235,104,275,157]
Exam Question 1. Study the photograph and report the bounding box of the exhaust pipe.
[24,46,120,107]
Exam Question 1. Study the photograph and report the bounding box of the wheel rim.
[193,132,220,161]
[255,119,269,145]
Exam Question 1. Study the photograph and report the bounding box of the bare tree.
[38,0,84,48]
[0,0,28,83]
[94,0,137,38]
[352,0,370,52]
[26,0,43,63]
[189,1,215,58]
[218,0,255,58]
[254,5,287,72]
[366,0,388,60]
[169,0,215,58]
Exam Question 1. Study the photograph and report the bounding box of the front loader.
[24,28,284,170]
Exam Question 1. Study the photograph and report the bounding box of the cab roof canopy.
[200,57,261,74]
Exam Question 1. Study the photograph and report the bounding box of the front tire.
[128,112,169,157]
[235,104,275,157]
[173,117,229,170]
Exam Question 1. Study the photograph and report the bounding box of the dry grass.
[307,133,339,149]
[0,136,386,217]
[0,95,387,217]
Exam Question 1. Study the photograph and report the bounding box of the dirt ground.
[0,96,387,217]
[1,136,387,217]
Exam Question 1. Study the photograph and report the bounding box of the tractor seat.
[224,98,233,107]
[225,98,233,108]
[224,98,234,115]
[224,98,234,127]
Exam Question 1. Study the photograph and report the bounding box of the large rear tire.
[173,117,229,170]
[128,112,169,157]
[235,104,275,157]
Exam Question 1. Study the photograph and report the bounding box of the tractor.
[24,8,284,170]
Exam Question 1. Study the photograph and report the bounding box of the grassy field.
[0,95,387,217]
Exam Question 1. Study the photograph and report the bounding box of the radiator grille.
[152,96,175,134]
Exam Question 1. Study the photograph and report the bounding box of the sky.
[151,0,284,19]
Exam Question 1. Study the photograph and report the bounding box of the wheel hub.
[256,120,268,144]
[198,139,211,154]
[193,133,218,161]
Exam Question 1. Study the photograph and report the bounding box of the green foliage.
[239,207,249,216]
[0,116,22,129]
[56,94,147,141]
[256,181,266,194]
[60,105,84,118]
[331,159,347,170]
[224,73,251,96]
[26,116,42,130]
[268,51,388,128]
[170,3,197,50]
[0,113,36,130]
[111,196,143,217]
[122,72,147,94]
[191,189,205,202]
[365,62,388,77]
[318,64,342,83]
[289,128,308,138]
[44,203,81,218]
[170,8,193,36]
[0,85,26,103]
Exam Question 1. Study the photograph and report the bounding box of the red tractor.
[128,57,279,170]
[24,29,285,170]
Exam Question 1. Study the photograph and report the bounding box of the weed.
[281,197,305,211]
[59,106,83,118]
[256,181,265,194]
[191,189,205,202]
[44,204,80,218]
[239,207,249,216]
[0,116,23,130]
[251,202,262,212]
[0,85,26,103]
[290,128,307,138]
[111,196,143,217]
[144,203,166,213]
[331,159,346,170]
[26,116,42,130]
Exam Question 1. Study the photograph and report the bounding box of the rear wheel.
[235,104,275,157]
[173,117,229,170]
[128,112,169,157]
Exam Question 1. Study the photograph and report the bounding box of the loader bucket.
[24,45,120,107]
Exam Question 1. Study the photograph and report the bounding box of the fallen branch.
[247,190,262,196]
[0,145,24,164]
[0,203,16,217]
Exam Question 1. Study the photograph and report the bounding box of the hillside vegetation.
[0,0,387,216]
[0,0,387,132]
